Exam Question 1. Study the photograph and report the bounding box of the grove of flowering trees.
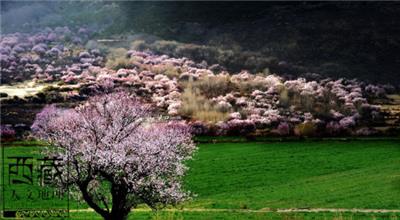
[31,92,197,220]
[2,26,398,137]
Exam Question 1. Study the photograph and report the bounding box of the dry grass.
[179,84,229,123]
[149,63,181,79]
[233,75,269,94]
[294,122,317,137]
[0,81,57,98]
[105,48,136,70]
[387,94,400,101]
[130,40,148,51]
[183,74,233,98]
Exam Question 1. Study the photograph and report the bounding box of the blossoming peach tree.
[31,92,197,220]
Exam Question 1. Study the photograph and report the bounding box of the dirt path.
[69,208,400,213]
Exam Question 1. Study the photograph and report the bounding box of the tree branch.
[78,180,110,219]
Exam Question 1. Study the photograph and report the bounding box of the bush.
[355,127,378,136]
[1,125,16,141]
[277,122,291,136]
[225,119,256,136]
[189,121,209,135]
[326,121,342,136]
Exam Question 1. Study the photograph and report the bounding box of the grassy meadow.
[1,139,399,219]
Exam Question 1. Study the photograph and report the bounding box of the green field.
[67,210,400,220]
[1,139,400,219]
[185,140,400,210]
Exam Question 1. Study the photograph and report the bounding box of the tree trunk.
[104,182,131,220]
[78,177,132,220]
[103,209,130,220]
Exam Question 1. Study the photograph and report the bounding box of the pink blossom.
[1,125,16,139]
[229,112,241,120]
[339,116,356,129]
[32,44,47,54]
[355,127,378,136]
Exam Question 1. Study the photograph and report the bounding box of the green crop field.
[184,140,400,210]
[1,139,400,219]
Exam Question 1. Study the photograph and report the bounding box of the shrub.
[355,127,378,136]
[225,119,256,136]
[189,121,209,135]
[277,122,291,136]
[339,116,356,129]
[1,125,16,141]
[215,100,232,113]
[326,121,342,136]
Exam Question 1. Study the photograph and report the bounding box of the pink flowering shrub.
[355,127,378,136]
[0,27,103,84]
[224,119,256,136]
[365,84,386,98]
[1,125,16,141]
[31,92,197,220]
[277,122,291,136]
[189,121,210,135]
[326,121,342,136]
[339,116,357,129]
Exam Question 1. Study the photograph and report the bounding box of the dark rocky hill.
[118,2,400,84]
